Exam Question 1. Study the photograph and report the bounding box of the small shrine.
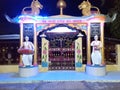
[6,0,106,76]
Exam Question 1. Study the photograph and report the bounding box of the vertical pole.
[60,8,63,15]
[75,34,83,71]
[40,34,48,71]
[41,37,43,62]
[101,22,105,65]
[87,22,91,65]
[33,23,38,66]
[19,23,23,66]
[80,37,82,63]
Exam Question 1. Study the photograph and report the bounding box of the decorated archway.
[18,13,105,71]
[39,24,85,70]
[7,0,106,72]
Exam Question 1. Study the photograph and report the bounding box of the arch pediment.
[37,24,85,36]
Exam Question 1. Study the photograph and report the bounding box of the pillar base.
[86,65,106,76]
[19,66,39,77]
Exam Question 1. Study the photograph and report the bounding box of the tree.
[109,0,120,39]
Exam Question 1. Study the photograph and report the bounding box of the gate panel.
[49,45,75,70]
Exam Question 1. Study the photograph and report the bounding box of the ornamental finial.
[57,0,66,15]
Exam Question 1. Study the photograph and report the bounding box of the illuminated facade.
[2,0,119,73]
[15,0,105,72]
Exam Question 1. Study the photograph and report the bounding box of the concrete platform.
[19,66,39,77]
[86,65,106,76]
[0,71,120,83]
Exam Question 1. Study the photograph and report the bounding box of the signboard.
[90,23,100,37]
[23,23,34,39]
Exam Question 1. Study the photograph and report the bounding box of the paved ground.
[0,81,120,90]
[0,71,120,90]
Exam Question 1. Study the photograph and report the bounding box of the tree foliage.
[109,0,120,39]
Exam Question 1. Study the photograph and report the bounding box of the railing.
[0,40,41,65]
[0,40,19,65]
[0,39,118,65]
[104,38,118,65]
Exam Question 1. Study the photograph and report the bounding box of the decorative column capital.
[77,33,83,37]
[40,33,46,38]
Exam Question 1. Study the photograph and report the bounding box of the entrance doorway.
[45,27,79,70]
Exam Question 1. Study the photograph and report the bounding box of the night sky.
[0,0,114,35]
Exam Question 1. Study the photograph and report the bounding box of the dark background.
[0,0,114,35]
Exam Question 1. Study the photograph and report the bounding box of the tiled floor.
[0,71,120,83]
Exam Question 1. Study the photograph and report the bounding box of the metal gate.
[47,32,78,70]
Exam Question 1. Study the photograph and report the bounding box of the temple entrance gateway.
[44,26,80,70]
[40,25,84,71]
[6,0,106,72]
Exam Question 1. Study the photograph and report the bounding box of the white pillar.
[40,34,49,71]
[75,33,83,71]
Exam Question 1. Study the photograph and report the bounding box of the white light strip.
[47,27,76,33]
